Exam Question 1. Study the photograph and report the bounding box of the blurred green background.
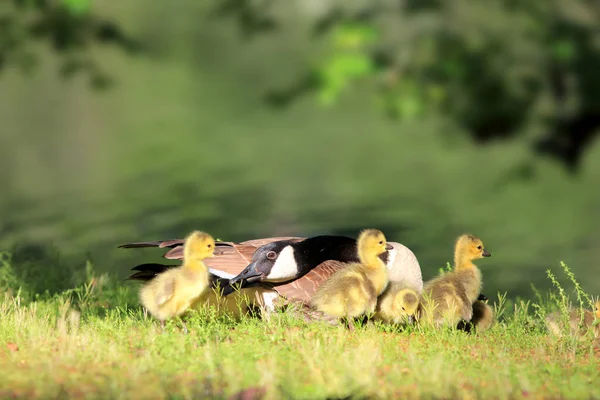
[1,0,599,301]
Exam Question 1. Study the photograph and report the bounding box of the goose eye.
[477,245,482,250]
[207,244,212,248]
[378,241,383,245]
[401,306,406,311]
[266,251,277,260]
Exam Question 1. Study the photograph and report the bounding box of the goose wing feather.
[272,260,348,304]
[119,236,306,276]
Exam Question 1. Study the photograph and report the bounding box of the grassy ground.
[0,261,599,400]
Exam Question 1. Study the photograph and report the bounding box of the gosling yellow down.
[139,230,214,333]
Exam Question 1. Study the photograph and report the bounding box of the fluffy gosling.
[545,299,600,339]
[310,229,391,330]
[139,230,214,333]
[373,283,420,325]
[457,299,495,333]
[418,234,491,327]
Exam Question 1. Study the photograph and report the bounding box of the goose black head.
[230,239,299,285]
[229,235,365,288]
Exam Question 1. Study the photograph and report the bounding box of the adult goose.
[119,234,424,312]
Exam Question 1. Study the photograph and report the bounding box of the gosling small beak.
[229,262,263,285]
[482,249,491,257]
[385,243,393,250]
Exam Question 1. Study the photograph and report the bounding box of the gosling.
[310,229,391,330]
[545,299,600,339]
[457,299,495,333]
[418,234,491,327]
[373,283,420,325]
[139,230,214,333]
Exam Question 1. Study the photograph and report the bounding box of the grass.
[0,258,599,400]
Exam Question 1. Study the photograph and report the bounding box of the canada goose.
[120,234,424,313]
[310,229,391,330]
[545,299,600,339]
[373,283,420,325]
[228,236,423,302]
[138,231,214,333]
[418,234,491,327]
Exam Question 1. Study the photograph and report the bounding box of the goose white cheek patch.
[265,246,298,282]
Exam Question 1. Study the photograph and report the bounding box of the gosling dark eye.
[266,251,277,260]
[207,244,212,248]
[401,306,406,311]
[378,241,383,245]
[477,246,482,250]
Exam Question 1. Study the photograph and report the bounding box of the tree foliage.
[218,0,600,171]
[0,0,138,88]
[3,0,600,170]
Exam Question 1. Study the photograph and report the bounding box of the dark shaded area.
[535,22,600,171]
[3,243,86,295]
[211,0,278,38]
[1,1,141,88]
[263,73,320,109]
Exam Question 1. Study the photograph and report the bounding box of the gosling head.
[357,229,393,264]
[595,299,600,319]
[183,231,216,262]
[456,234,491,261]
[394,288,419,323]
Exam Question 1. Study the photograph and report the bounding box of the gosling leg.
[181,320,188,335]
[345,318,355,332]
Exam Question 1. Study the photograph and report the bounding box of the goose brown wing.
[163,237,305,275]
[272,260,349,304]
[238,237,304,247]
[162,237,301,261]
[161,241,236,260]
[119,236,306,277]
[117,239,185,249]
[202,238,304,275]
[202,244,260,275]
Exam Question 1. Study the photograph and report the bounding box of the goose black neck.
[291,235,359,277]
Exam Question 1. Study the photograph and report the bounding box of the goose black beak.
[482,249,491,257]
[230,262,263,285]
[385,243,393,250]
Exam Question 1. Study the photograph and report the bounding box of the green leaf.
[62,0,91,16]
[317,84,343,106]
[552,39,576,62]
[395,93,424,120]
[332,23,379,49]
[323,53,374,79]
[442,59,464,79]
[315,52,374,106]
[426,84,446,105]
